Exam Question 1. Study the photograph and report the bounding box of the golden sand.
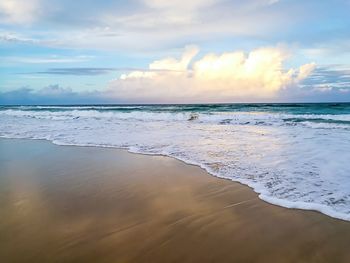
[1,138,350,262]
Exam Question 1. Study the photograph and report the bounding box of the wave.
[2,103,350,113]
[1,108,350,129]
[283,117,350,125]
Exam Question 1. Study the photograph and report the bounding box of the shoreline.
[1,136,349,222]
[1,138,350,262]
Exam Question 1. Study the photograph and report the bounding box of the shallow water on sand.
[2,139,350,262]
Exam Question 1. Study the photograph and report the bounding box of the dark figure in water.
[188,113,199,121]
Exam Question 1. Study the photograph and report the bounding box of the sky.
[1,0,350,104]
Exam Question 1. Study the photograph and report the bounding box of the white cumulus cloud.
[109,46,315,103]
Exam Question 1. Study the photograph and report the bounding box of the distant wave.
[283,117,350,125]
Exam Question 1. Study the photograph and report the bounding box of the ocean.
[1,103,350,220]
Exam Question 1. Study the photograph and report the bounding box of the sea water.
[1,103,350,220]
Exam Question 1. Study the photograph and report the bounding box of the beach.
[1,138,350,262]
[1,0,349,260]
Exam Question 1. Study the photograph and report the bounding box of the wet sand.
[1,138,350,262]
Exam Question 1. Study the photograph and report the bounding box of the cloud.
[1,0,349,54]
[3,60,350,105]
[137,0,217,27]
[302,65,350,90]
[276,64,350,102]
[0,0,41,24]
[4,55,93,64]
[25,67,170,76]
[108,46,315,102]
[296,63,316,81]
[0,0,326,51]
[0,85,115,105]
[35,68,117,76]
[0,32,38,44]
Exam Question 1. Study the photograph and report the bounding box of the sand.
[1,138,350,262]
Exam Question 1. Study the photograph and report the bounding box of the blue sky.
[1,0,350,104]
